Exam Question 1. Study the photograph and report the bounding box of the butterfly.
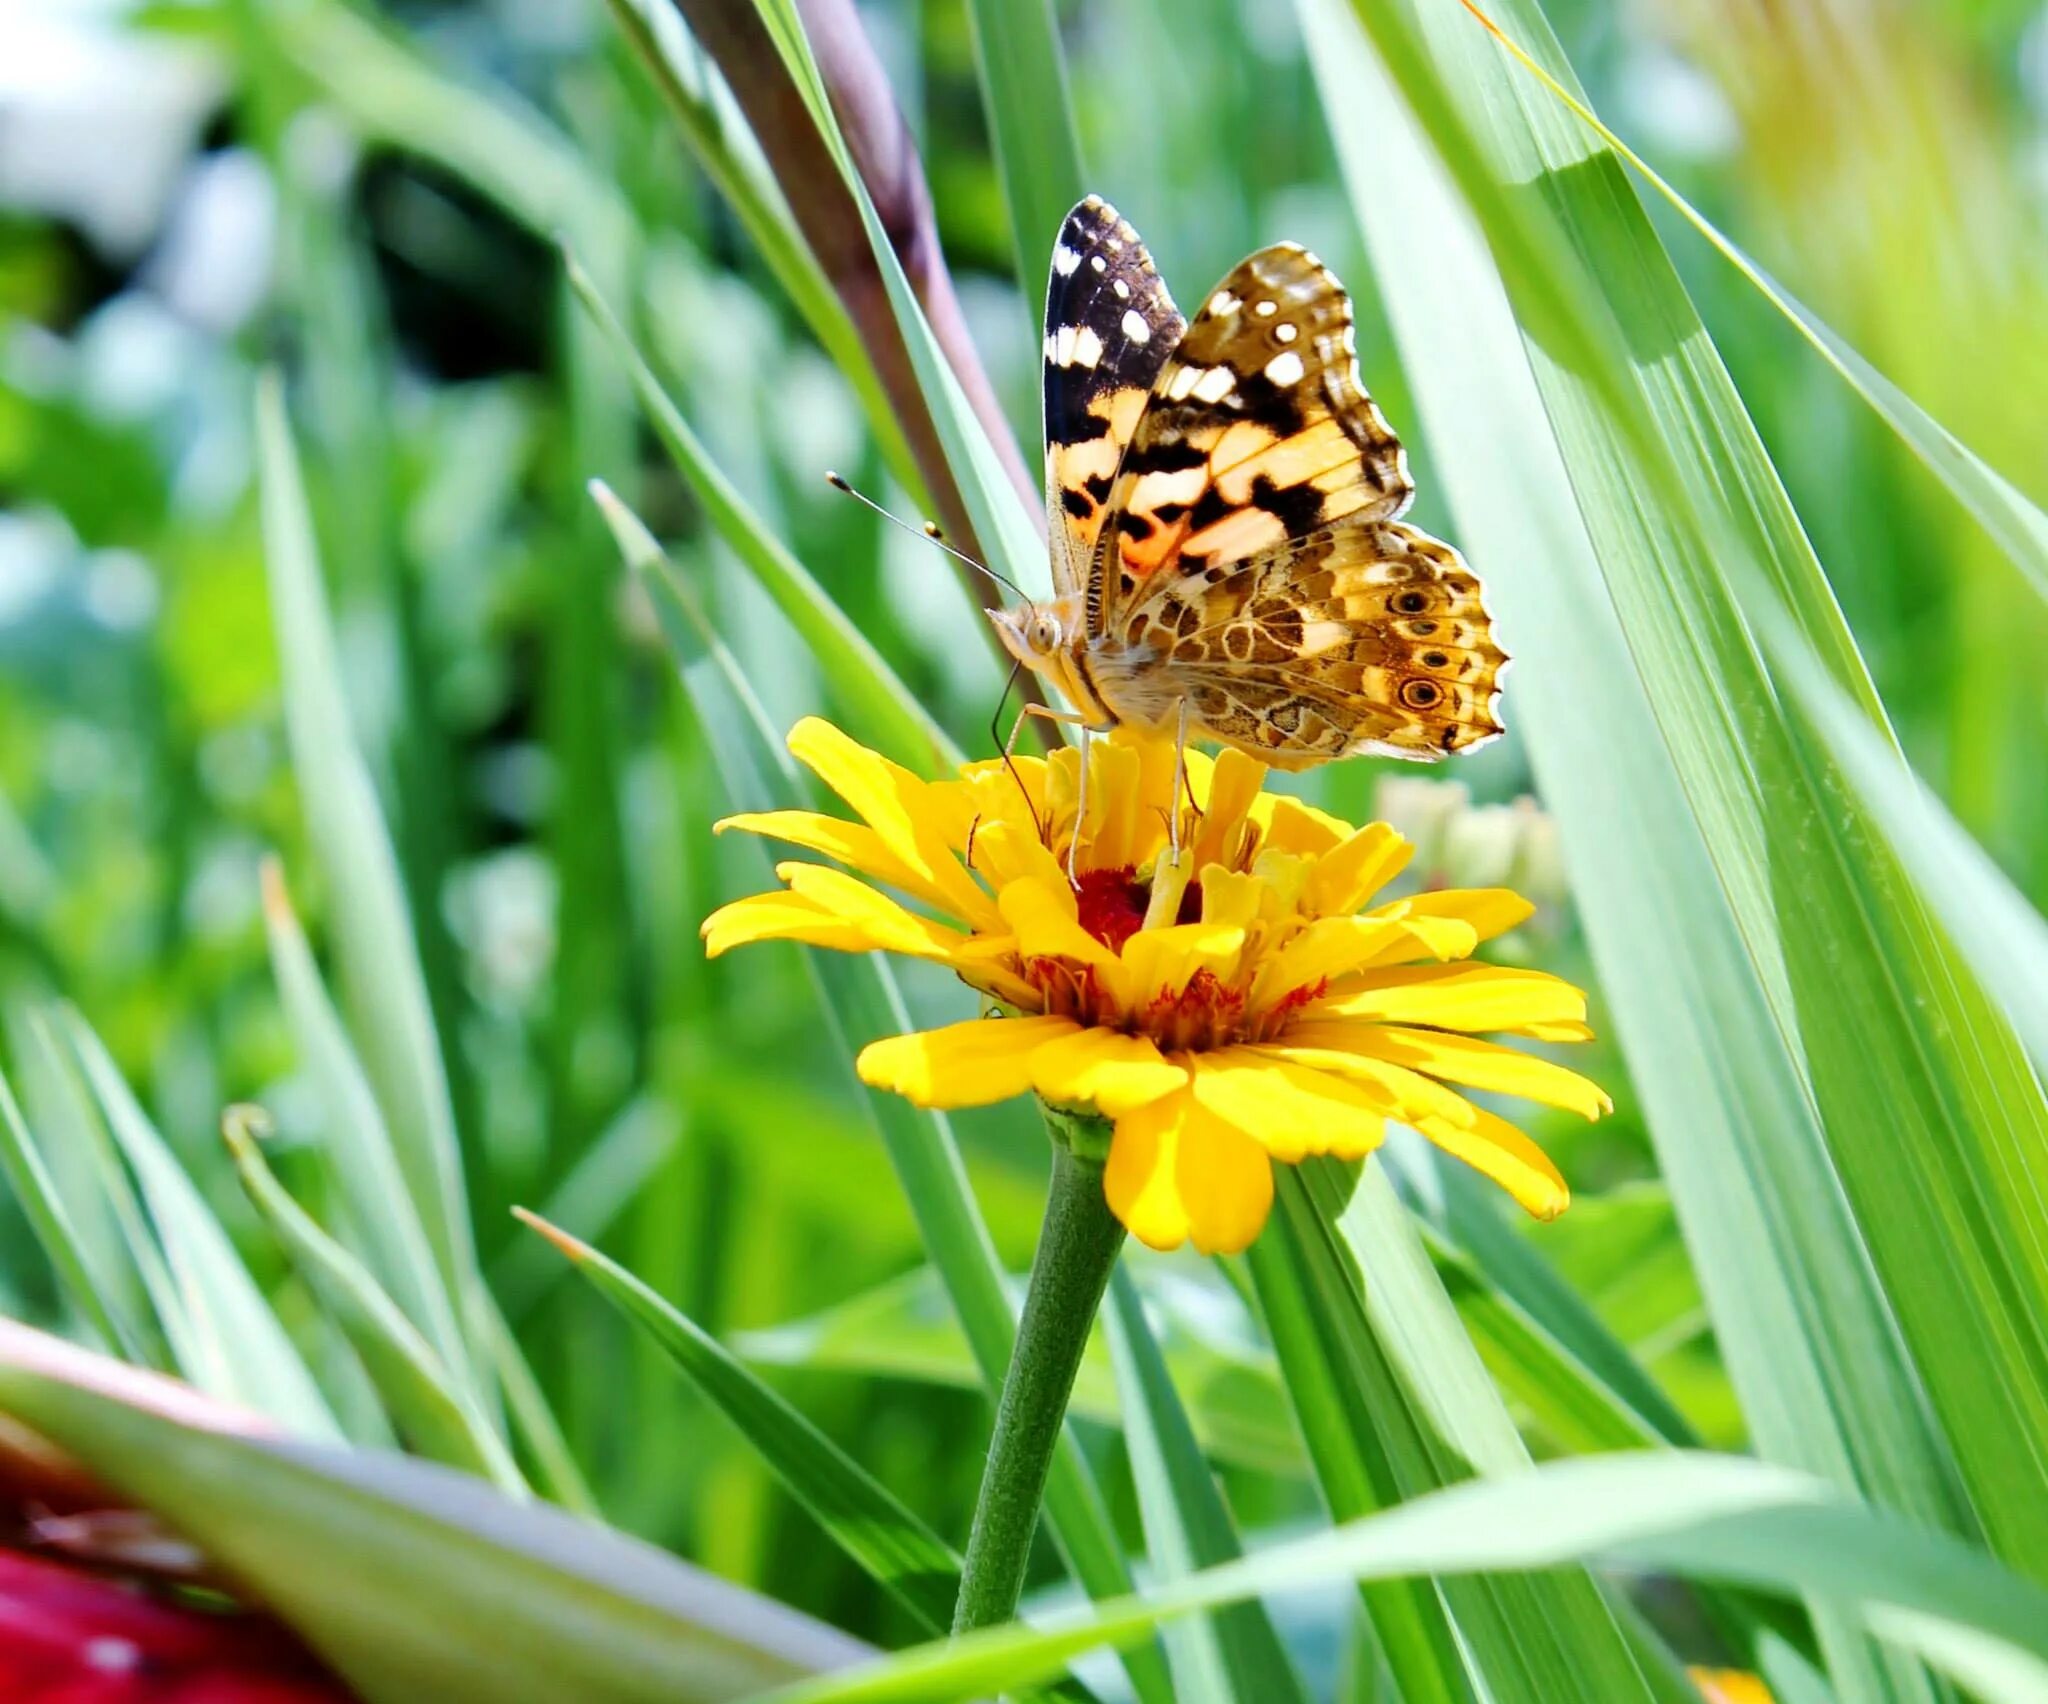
[989,196,1506,772]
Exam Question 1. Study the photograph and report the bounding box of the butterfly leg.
[1069,723,1092,887]
[1168,696,1190,867]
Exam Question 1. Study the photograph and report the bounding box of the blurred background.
[1,0,2044,1677]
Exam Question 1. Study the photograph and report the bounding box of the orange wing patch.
[1089,243,1412,631]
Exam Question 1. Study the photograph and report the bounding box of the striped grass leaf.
[222,1112,524,1493]
[1328,0,2048,1597]
[255,372,480,1334]
[515,1211,964,1637]
[0,1324,866,1704]
[0,1065,142,1361]
[261,860,472,1390]
[53,1007,341,1442]
[743,0,1048,600]
[564,253,962,776]
[754,1452,2048,1704]
[1251,1160,1673,1704]
[590,483,1174,1704]
[1457,0,2048,606]
[960,0,1088,313]
[600,0,930,504]
[1103,1268,1310,1704]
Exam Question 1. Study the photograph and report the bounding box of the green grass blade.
[1295,12,2020,1693]
[0,1066,141,1360]
[591,482,1173,1704]
[261,860,472,1388]
[745,0,1048,599]
[517,1210,960,1635]
[961,0,1087,302]
[1255,1161,1665,1704]
[255,372,481,1345]
[564,253,961,776]
[223,1112,524,1493]
[0,1323,867,1704]
[735,1266,1301,1477]
[55,1007,341,1441]
[1103,1268,1310,1704]
[1457,0,2048,605]
[598,0,927,505]
[754,1453,2048,1704]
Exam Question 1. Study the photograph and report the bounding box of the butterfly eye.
[1032,615,1063,650]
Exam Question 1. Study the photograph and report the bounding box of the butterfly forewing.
[1090,243,1412,631]
[1043,198,1185,602]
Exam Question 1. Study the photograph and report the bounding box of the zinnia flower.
[704,718,1608,1254]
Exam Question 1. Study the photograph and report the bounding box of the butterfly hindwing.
[1096,518,1506,768]
[1043,198,1184,601]
[1090,243,1413,633]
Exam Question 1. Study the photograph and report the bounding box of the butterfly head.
[988,594,1084,671]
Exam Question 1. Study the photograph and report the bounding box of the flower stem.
[952,1129,1125,1634]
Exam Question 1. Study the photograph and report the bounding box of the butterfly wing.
[1082,243,1504,765]
[1110,518,1507,768]
[1088,242,1412,628]
[1043,198,1184,601]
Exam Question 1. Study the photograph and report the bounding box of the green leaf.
[753,1452,2048,1704]
[1103,1268,1309,1704]
[1251,1160,1666,1704]
[734,1265,1301,1477]
[515,1209,960,1635]
[590,482,1172,1704]
[255,371,480,1341]
[223,1111,523,1492]
[1455,0,2048,605]
[0,1063,141,1360]
[260,859,472,1390]
[54,1006,341,1442]
[961,0,1087,308]
[0,1325,867,1704]
[564,254,961,776]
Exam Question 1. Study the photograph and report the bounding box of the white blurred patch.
[1616,43,1737,163]
[446,848,559,1010]
[144,148,277,334]
[81,548,159,631]
[0,510,70,626]
[0,0,225,257]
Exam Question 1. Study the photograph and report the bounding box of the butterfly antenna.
[824,472,1026,602]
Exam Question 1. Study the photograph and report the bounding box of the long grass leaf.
[565,254,961,775]
[1103,1269,1309,1704]
[961,0,1087,303]
[1455,0,2048,605]
[56,1008,341,1441]
[224,1112,524,1493]
[255,373,480,1345]
[757,1452,2048,1704]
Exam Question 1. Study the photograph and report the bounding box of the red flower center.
[1073,866,1149,953]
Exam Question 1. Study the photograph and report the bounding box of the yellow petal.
[716,810,920,891]
[1188,750,1267,869]
[998,878,1119,973]
[1121,923,1246,1007]
[1256,794,1349,858]
[1317,964,1589,1032]
[1189,1050,1386,1162]
[1506,1018,1596,1043]
[1311,1022,1611,1120]
[1250,916,1411,1010]
[1083,740,1146,871]
[1105,1087,1274,1254]
[1358,909,1481,965]
[1307,824,1412,916]
[1031,1027,1187,1116]
[1251,1039,1482,1130]
[857,1014,1079,1108]
[1412,1102,1570,1220]
[971,818,1068,893]
[1199,866,1266,930]
[701,891,875,958]
[1368,887,1534,944]
[777,864,973,962]
[786,718,997,929]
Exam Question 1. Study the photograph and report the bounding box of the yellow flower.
[704,718,1609,1255]
[1688,1672,1774,1704]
